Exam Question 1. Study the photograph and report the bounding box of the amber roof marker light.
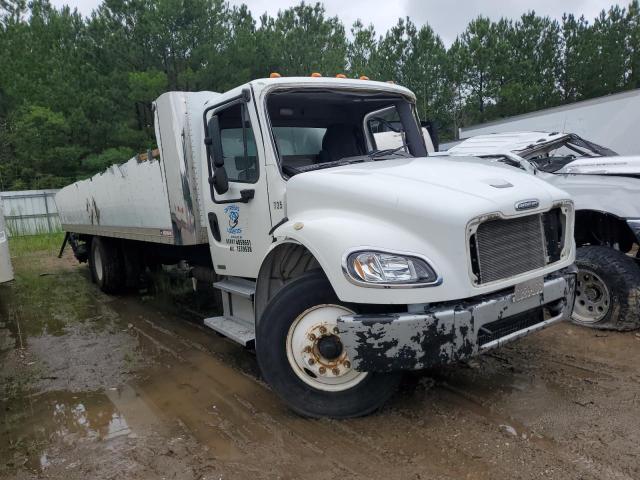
[359,75,369,80]
[336,73,346,78]
[269,72,281,78]
[310,72,322,77]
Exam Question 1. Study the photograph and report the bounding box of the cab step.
[213,277,255,299]
[205,276,256,346]
[204,315,255,346]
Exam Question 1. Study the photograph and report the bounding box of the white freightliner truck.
[437,132,640,331]
[56,77,577,417]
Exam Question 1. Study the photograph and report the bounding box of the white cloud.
[51,0,623,45]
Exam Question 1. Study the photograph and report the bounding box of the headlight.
[344,250,440,287]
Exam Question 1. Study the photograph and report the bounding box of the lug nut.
[308,333,316,341]
[319,367,326,375]
[303,346,312,353]
[343,360,351,369]
[333,327,339,334]
[332,368,340,376]
[308,358,315,366]
[319,326,327,334]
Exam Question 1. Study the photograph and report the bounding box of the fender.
[547,173,640,219]
[270,211,460,305]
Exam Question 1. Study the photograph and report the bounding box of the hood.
[556,155,640,176]
[287,156,568,222]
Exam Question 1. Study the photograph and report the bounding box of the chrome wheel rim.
[285,304,367,392]
[572,269,610,324]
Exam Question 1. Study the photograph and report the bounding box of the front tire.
[572,246,640,331]
[256,270,402,418]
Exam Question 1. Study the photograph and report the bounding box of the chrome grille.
[473,214,546,284]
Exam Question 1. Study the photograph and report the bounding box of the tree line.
[0,0,639,190]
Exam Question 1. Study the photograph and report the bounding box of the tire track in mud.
[525,334,640,480]
[111,299,409,479]
[431,327,640,480]
[435,381,635,480]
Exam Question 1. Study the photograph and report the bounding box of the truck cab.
[56,77,577,418]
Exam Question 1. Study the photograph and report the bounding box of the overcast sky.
[51,0,622,45]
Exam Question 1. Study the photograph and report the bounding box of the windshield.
[523,134,618,173]
[266,89,426,176]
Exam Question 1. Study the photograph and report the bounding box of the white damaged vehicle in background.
[56,78,577,417]
[438,132,640,330]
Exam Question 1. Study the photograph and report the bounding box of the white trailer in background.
[0,198,14,284]
[460,89,640,155]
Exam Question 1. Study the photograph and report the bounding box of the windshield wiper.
[368,145,409,159]
[282,147,410,177]
[283,157,368,175]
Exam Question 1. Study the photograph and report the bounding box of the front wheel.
[256,270,402,418]
[572,246,640,331]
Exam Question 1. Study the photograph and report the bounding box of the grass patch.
[8,232,65,258]
[6,253,98,340]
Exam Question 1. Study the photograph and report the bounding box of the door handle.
[208,212,221,241]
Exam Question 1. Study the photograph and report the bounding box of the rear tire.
[256,270,402,418]
[89,237,125,294]
[572,246,640,331]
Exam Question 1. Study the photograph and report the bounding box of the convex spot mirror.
[205,114,229,194]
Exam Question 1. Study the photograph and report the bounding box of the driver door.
[203,93,272,278]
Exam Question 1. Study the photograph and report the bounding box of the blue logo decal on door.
[224,205,242,235]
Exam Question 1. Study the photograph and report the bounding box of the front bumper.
[337,267,577,372]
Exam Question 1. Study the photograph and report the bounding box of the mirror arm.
[207,175,254,204]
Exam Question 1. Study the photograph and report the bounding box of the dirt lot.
[1,242,640,480]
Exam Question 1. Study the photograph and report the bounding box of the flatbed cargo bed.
[56,91,217,246]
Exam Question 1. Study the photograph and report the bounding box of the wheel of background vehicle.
[256,269,402,418]
[89,237,125,294]
[572,246,640,331]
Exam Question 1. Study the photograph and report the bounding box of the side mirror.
[205,115,229,194]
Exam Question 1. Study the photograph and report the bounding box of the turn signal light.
[270,72,281,78]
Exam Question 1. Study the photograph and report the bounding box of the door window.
[218,103,259,183]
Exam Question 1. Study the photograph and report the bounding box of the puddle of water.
[0,383,168,475]
[0,390,128,472]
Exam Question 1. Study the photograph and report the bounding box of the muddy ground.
[1,247,640,480]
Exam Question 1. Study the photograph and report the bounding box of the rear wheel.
[89,237,125,294]
[256,270,401,418]
[572,246,640,331]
